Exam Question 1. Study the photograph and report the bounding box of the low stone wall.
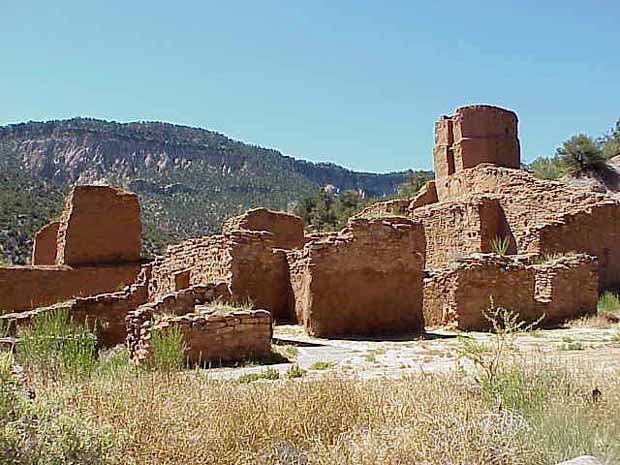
[423,253,598,330]
[0,262,143,313]
[287,217,426,337]
[0,266,151,347]
[126,284,270,365]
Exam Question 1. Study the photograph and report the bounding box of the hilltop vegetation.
[0,119,426,264]
[528,118,620,180]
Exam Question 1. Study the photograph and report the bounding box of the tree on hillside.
[528,154,566,180]
[555,134,607,174]
[295,189,367,232]
[601,119,620,159]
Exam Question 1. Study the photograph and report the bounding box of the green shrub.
[16,309,98,381]
[150,326,186,371]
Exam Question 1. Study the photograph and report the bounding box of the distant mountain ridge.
[0,118,430,263]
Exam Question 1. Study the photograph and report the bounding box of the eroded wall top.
[434,105,520,179]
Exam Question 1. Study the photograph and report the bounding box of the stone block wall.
[409,195,508,268]
[222,208,305,250]
[423,254,598,330]
[126,284,270,365]
[149,230,293,321]
[31,221,60,265]
[287,217,426,337]
[56,185,142,266]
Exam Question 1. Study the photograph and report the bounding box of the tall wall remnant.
[56,185,142,266]
[287,218,426,337]
[433,105,520,180]
[0,185,144,313]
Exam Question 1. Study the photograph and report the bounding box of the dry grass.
[27,357,618,465]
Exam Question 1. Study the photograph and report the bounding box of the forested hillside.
[0,118,428,263]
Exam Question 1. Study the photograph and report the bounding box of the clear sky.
[1,1,618,172]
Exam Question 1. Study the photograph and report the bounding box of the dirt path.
[202,324,620,381]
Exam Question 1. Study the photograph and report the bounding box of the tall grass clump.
[16,309,97,381]
[150,326,186,371]
[490,235,510,255]
[598,291,620,314]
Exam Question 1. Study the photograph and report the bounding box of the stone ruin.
[2,103,619,364]
[287,218,425,337]
[0,185,144,313]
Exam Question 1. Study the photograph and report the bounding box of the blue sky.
[1,1,618,172]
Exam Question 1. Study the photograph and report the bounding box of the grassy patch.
[284,364,306,379]
[309,361,335,371]
[598,292,620,314]
[150,326,186,371]
[16,308,97,381]
[237,367,280,384]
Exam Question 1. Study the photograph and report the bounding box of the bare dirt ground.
[204,323,620,381]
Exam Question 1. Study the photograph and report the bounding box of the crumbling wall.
[0,263,142,314]
[423,254,598,330]
[56,185,142,266]
[287,218,426,337]
[149,230,293,321]
[31,221,60,265]
[126,284,269,365]
[1,184,146,313]
[434,105,520,180]
[433,164,620,286]
[0,265,151,347]
[222,208,305,249]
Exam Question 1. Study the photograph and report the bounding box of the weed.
[598,292,620,314]
[150,326,186,371]
[237,367,280,383]
[309,361,334,370]
[284,364,306,379]
[273,344,299,360]
[16,309,97,381]
[490,235,510,255]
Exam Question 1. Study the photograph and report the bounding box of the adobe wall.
[434,105,520,180]
[0,265,151,347]
[287,217,426,337]
[222,208,305,250]
[408,195,509,268]
[149,230,293,321]
[0,263,142,314]
[56,185,142,266]
[423,254,598,330]
[31,221,60,265]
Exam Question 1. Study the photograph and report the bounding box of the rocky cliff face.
[0,118,425,263]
